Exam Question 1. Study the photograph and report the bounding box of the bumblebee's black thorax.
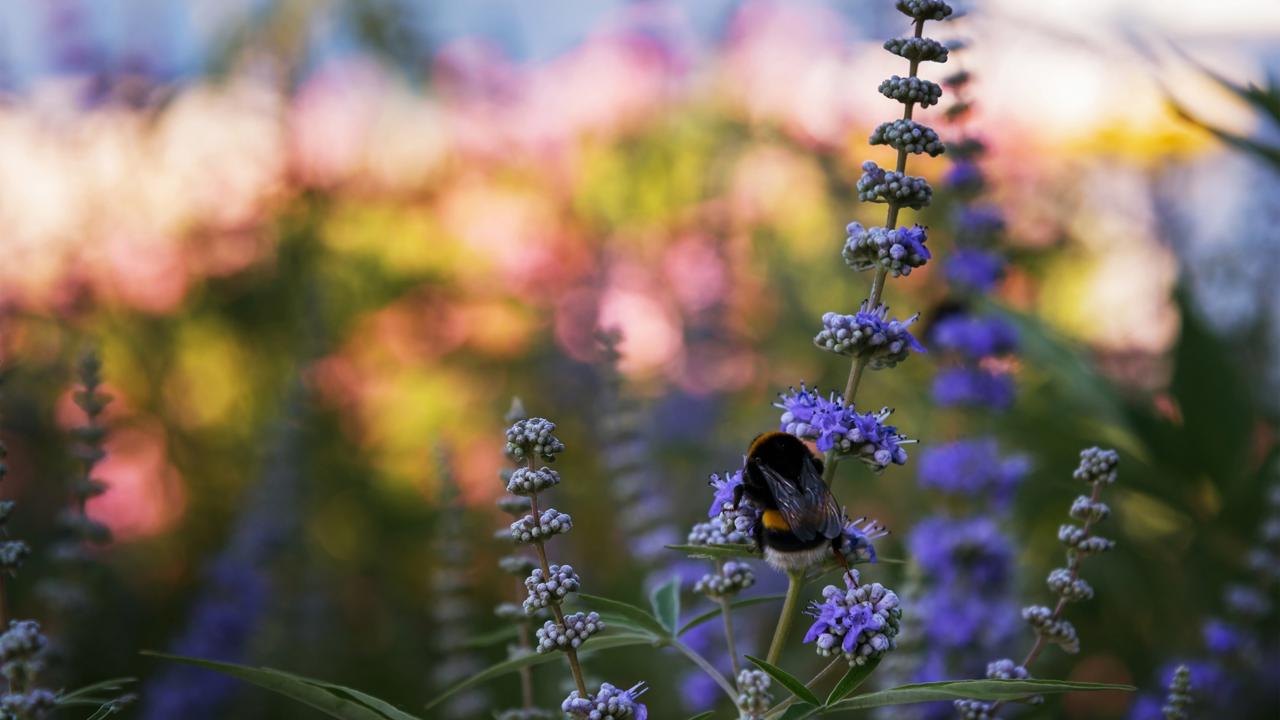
[743,432,835,555]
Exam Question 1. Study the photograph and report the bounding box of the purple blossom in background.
[944,161,984,193]
[929,314,1018,360]
[917,438,1028,504]
[945,249,1005,293]
[931,366,1015,410]
[908,516,1014,589]
[954,204,1006,244]
[141,388,303,720]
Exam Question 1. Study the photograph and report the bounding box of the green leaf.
[423,634,656,711]
[777,702,820,719]
[665,543,758,560]
[56,677,136,704]
[826,679,1134,711]
[309,680,423,720]
[649,576,681,633]
[677,594,786,636]
[141,652,401,720]
[684,713,717,720]
[458,624,518,649]
[745,655,821,707]
[575,593,670,639]
[825,657,881,705]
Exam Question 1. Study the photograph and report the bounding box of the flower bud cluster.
[511,509,573,544]
[735,669,772,716]
[695,561,756,599]
[523,564,580,614]
[1161,665,1192,720]
[1021,605,1080,654]
[505,417,566,463]
[896,0,954,21]
[507,467,561,496]
[870,119,945,156]
[536,612,604,653]
[843,223,932,277]
[815,304,924,368]
[804,573,903,665]
[1072,447,1119,485]
[878,76,943,107]
[687,520,749,547]
[857,162,933,209]
[883,37,949,63]
[1046,568,1093,602]
[562,682,648,719]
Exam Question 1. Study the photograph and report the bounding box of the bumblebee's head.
[746,431,814,479]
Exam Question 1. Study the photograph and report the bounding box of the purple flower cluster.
[944,249,1005,293]
[932,367,1015,410]
[775,385,911,470]
[815,304,925,368]
[843,222,932,277]
[930,315,1017,360]
[803,571,903,665]
[916,439,1028,505]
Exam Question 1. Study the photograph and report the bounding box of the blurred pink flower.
[663,235,727,313]
[87,424,187,542]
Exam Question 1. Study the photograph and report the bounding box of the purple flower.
[815,303,925,368]
[909,516,1015,589]
[707,469,744,519]
[562,682,648,719]
[931,367,1015,410]
[841,518,889,564]
[775,387,913,469]
[945,161,985,193]
[1203,618,1248,656]
[803,573,902,664]
[929,314,1018,360]
[955,204,1006,244]
[917,438,1028,502]
[944,249,1005,293]
[843,223,932,277]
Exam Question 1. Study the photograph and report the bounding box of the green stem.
[766,570,806,665]
[671,637,740,705]
[719,591,743,679]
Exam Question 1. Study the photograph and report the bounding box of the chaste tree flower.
[954,447,1121,719]
[501,413,645,717]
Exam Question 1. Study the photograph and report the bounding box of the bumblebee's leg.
[731,483,744,511]
[813,454,826,475]
[831,540,857,586]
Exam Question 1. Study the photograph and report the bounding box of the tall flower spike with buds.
[954,447,1120,719]
[40,351,115,617]
[501,412,645,717]
[493,398,548,720]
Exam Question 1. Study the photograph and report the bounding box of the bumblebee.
[734,431,849,572]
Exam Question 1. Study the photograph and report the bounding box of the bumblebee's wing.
[753,456,844,542]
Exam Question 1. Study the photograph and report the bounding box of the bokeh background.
[0,0,1277,718]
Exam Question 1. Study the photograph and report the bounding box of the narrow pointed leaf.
[745,655,821,707]
[826,679,1134,711]
[825,656,881,705]
[575,593,670,639]
[56,678,136,704]
[665,543,757,560]
[677,594,786,636]
[778,702,820,719]
[310,681,423,720]
[141,653,394,720]
[650,577,680,633]
[684,713,716,720]
[423,634,655,710]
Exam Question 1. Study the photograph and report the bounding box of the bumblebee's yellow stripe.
[762,509,790,531]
